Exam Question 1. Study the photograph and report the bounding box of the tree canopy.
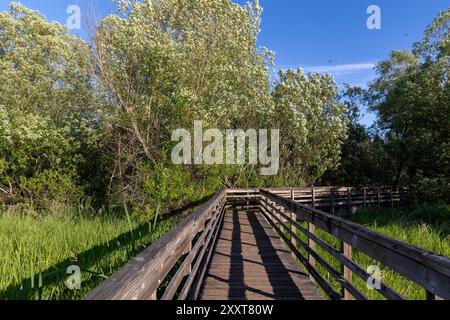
[1,2,448,216]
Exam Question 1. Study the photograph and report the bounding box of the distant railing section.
[259,189,450,300]
[226,189,260,208]
[269,187,409,214]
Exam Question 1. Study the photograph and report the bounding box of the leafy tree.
[0,4,103,208]
[0,106,82,207]
[321,9,449,199]
[0,3,96,124]
[413,9,450,59]
[367,10,449,185]
[94,0,272,206]
[322,85,395,186]
[271,69,348,185]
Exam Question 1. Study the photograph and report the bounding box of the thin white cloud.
[303,62,376,75]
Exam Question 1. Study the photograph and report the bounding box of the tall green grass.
[0,210,184,300]
[294,203,450,300]
[2,202,448,300]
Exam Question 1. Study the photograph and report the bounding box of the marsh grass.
[1,201,448,300]
[0,209,185,300]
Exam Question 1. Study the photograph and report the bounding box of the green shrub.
[410,173,450,204]
[138,162,194,221]
[132,162,238,221]
[0,106,83,208]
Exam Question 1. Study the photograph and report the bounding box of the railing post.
[246,191,250,207]
[275,197,281,222]
[426,290,443,301]
[311,187,316,208]
[426,290,436,300]
[268,199,276,224]
[377,187,381,207]
[400,187,404,207]
[279,201,287,233]
[348,187,352,213]
[331,187,335,215]
[341,242,353,300]
[272,199,279,225]
[390,187,394,207]
[363,187,367,210]
[308,204,316,280]
[291,189,298,259]
[187,242,193,273]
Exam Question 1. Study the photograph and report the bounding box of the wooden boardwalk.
[199,208,324,300]
[84,189,449,301]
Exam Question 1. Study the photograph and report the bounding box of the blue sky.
[1,0,449,125]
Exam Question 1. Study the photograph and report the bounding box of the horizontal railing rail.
[84,190,227,300]
[260,189,450,300]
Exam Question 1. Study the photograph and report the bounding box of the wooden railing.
[84,187,449,301]
[259,189,450,300]
[84,190,227,300]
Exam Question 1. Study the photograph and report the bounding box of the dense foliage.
[93,0,275,217]
[0,1,348,219]
[0,4,101,208]
[0,2,449,219]
[271,69,348,186]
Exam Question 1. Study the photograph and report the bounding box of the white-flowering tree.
[94,0,272,207]
[0,3,96,124]
[271,69,348,185]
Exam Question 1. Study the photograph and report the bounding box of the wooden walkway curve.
[199,209,323,300]
[84,188,450,301]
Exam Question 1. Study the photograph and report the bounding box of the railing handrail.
[267,186,408,191]
[84,190,227,300]
[269,186,408,213]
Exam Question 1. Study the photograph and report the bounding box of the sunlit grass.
[0,210,183,300]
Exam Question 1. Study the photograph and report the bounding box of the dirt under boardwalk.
[199,208,325,300]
